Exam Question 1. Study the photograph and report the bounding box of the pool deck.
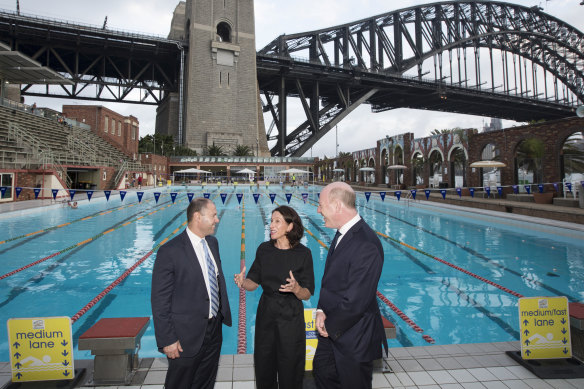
[2,341,584,388]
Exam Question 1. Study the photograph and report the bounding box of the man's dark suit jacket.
[317,218,387,362]
[151,230,232,357]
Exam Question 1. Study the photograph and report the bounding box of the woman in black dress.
[234,205,315,389]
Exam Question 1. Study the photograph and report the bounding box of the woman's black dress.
[247,241,315,389]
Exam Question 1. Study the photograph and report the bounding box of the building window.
[131,126,136,140]
[111,118,115,135]
[118,122,121,136]
[103,171,107,181]
[104,117,109,133]
[216,22,231,42]
[0,173,14,201]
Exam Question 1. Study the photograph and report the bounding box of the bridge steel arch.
[258,1,584,156]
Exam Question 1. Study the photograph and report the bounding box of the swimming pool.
[1,185,583,360]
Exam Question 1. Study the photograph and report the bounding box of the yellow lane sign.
[305,309,318,371]
[8,317,74,382]
[519,297,571,359]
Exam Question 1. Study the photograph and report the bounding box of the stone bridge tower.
[157,0,269,156]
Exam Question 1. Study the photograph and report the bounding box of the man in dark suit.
[314,182,387,389]
[151,198,232,389]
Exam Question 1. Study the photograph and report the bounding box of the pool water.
[1,185,583,360]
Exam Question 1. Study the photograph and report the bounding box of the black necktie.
[329,230,341,255]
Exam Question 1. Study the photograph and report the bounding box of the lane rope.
[237,199,247,354]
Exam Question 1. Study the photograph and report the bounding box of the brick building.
[62,105,140,159]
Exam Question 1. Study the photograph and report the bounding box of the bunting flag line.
[469,188,475,197]
[424,190,430,200]
[220,193,227,204]
[395,191,401,201]
[104,190,111,201]
[379,192,386,202]
[187,192,194,202]
[365,192,371,202]
[236,193,243,204]
[410,189,417,200]
[440,189,446,199]
[119,191,126,202]
[170,192,177,204]
[137,192,144,203]
[269,193,276,204]
[253,193,260,204]
[87,190,93,202]
[52,189,58,200]
[456,188,461,198]
[285,193,292,204]
[153,192,160,203]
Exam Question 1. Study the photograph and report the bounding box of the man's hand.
[163,340,183,359]
[316,311,329,337]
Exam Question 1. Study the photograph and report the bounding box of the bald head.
[318,182,357,229]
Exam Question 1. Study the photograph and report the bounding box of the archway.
[449,147,467,187]
[561,130,584,184]
[478,143,501,188]
[428,150,443,188]
[412,152,425,187]
[515,138,545,185]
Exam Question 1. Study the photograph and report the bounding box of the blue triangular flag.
[302,193,308,203]
[34,188,41,199]
[485,187,491,197]
[104,190,111,201]
[153,192,160,203]
[497,186,503,197]
[365,192,371,202]
[552,183,558,192]
[566,183,572,192]
[395,191,401,201]
[538,184,544,193]
[410,189,417,200]
[317,193,320,199]
[220,193,227,204]
[69,189,76,200]
[285,193,292,204]
[524,185,531,194]
[469,188,475,197]
[187,193,194,202]
[0,187,6,198]
[87,190,93,202]
[440,190,446,199]
[120,191,127,202]
[253,193,260,204]
[379,192,386,201]
[15,187,22,198]
[512,185,518,194]
[424,190,430,200]
[456,188,461,198]
[170,193,177,203]
[137,192,144,203]
[52,189,59,200]
[269,193,276,204]
[237,193,243,204]
[203,193,210,199]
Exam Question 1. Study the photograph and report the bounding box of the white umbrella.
[175,168,211,174]
[359,167,375,171]
[235,168,255,174]
[469,161,506,168]
[280,168,312,174]
[388,165,407,170]
[332,168,344,172]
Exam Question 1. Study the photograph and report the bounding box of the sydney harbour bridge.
[0,1,582,157]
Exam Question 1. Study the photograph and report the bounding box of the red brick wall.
[62,106,140,158]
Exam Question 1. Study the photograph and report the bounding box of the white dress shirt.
[334,213,361,248]
[186,227,218,318]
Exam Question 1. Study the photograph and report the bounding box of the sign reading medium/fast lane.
[519,297,571,359]
[8,317,74,382]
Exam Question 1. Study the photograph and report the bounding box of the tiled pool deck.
[1,341,584,388]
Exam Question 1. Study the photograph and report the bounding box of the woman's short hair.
[272,205,304,247]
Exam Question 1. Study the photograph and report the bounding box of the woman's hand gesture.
[234,266,246,288]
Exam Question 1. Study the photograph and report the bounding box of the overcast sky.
[1,0,582,157]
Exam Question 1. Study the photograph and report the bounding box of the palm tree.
[562,131,584,178]
[233,145,252,156]
[204,143,225,156]
[516,138,545,183]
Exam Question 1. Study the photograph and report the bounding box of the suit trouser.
[313,336,373,389]
[164,316,222,389]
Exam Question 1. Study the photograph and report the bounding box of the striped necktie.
[201,239,219,317]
